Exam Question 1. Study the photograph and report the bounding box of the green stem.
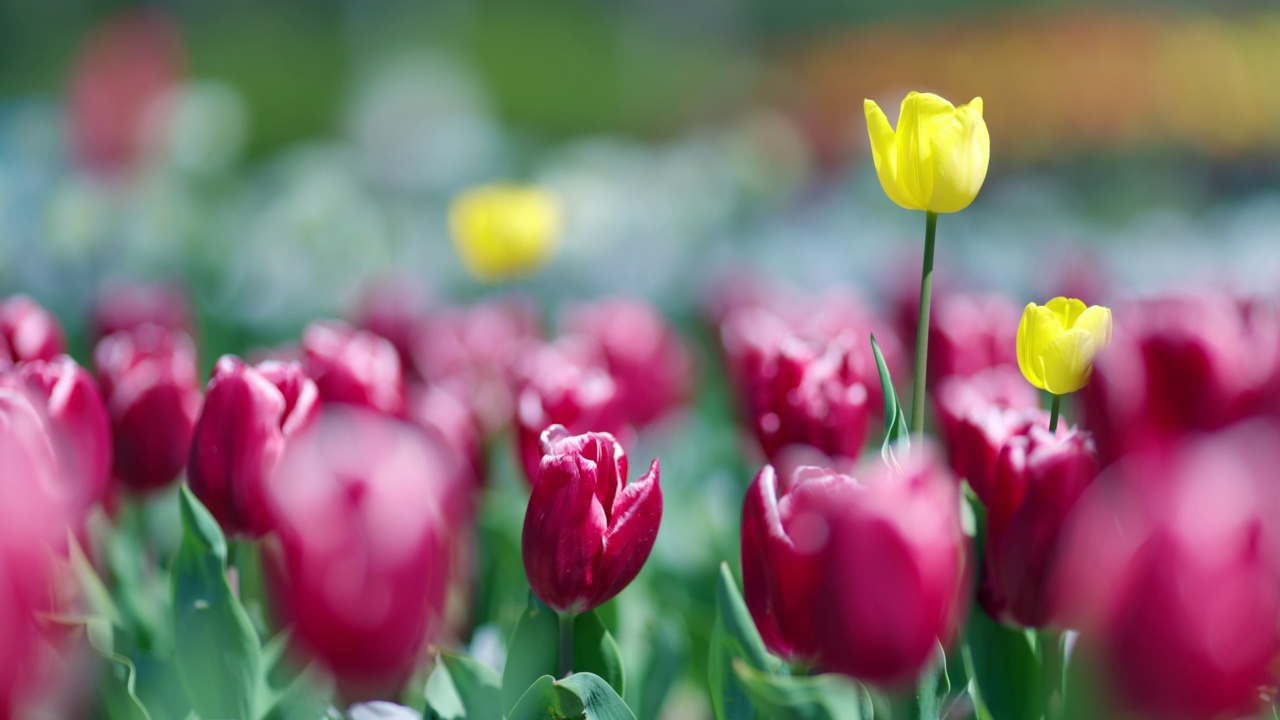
[911,211,939,436]
[558,612,575,679]
[1048,394,1062,433]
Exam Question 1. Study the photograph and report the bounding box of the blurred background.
[3,0,1280,361]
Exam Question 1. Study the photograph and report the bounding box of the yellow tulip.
[449,184,562,283]
[864,92,990,213]
[1017,297,1113,395]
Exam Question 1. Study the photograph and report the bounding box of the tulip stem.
[911,211,939,436]
[1048,394,1062,433]
[558,612,575,679]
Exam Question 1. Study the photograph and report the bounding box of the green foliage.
[507,673,636,720]
[872,334,910,468]
[426,650,503,720]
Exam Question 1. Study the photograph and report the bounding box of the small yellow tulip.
[449,184,562,283]
[1017,297,1113,395]
[864,92,990,214]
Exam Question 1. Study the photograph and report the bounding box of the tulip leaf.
[963,607,1042,720]
[733,660,871,720]
[709,562,778,720]
[502,593,626,716]
[425,650,502,720]
[889,642,950,720]
[347,701,423,719]
[80,617,153,720]
[871,334,910,470]
[172,485,262,720]
[506,673,637,720]
[634,615,689,720]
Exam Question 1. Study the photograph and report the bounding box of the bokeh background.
[4,0,1280,361]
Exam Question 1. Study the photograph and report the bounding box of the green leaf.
[709,563,777,720]
[890,642,949,720]
[68,532,124,626]
[425,650,502,720]
[634,617,688,720]
[85,617,153,720]
[506,673,637,720]
[871,334,910,469]
[733,661,870,720]
[963,608,1042,720]
[171,485,261,720]
[501,592,626,716]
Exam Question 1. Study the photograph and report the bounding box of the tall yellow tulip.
[864,92,990,214]
[449,184,562,283]
[1017,297,1113,395]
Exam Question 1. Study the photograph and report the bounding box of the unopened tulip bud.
[188,357,319,538]
[449,184,561,283]
[0,296,66,364]
[522,426,662,613]
[302,320,405,416]
[94,325,202,492]
[1017,297,1112,395]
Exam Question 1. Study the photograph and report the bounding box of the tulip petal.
[1046,297,1088,329]
[865,99,919,211]
[925,97,990,213]
[1073,305,1113,345]
[598,459,662,604]
[1039,328,1097,395]
[522,453,609,612]
[741,465,791,656]
[894,92,936,211]
[1017,304,1064,390]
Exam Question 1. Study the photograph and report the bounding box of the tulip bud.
[12,357,113,517]
[981,426,1098,627]
[302,320,405,416]
[188,357,319,538]
[522,425,662,613]
[1017,297,1112,395]
[741,454,965,685]
[448,184,562,283]
[0,296,66,365]
[561,298,693,427]
[864,92,989,214]
[265,407,457,691]
[90,282,193,343]
[513,338,627,486]
[94,325,202,492]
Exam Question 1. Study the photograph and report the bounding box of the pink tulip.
[302,321,405,416]
[0,296,66,365]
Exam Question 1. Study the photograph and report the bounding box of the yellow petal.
[1045,297,1088,328]
[449,185,562,283]
[895,92,952,211]
[1039,328,1098,394]
[1016,303,1065,390]
[926,98,990,213]
[865,99,920,211]
[1072,305,1113,346]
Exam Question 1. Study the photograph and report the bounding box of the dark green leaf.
[502,593,626,716]
[733,661,870,720]
[425,650,502,720]
[709,563,777,720]
[505,676,557,720]
[555,673,636,720]
[85,617,153,720]
[172,485,261,720]
[963,608,1042,720]
[871,334,910,469]
[891,642,949,720]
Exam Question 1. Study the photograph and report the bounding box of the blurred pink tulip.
[90,283,193,344]
[188,357,319,538]
[302,321,405,417]
[522,426,662,613]
[0,296,66,365]
[94,325,202,493]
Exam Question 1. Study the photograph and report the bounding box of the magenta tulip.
[302,321,405,416]
[90,282,193,343]
[981,426,1098,627]
[94,325,202,492]
[265,406,458,690]
[742,452,965,685]
[561,298,692,426]
[188,357,319,538]
[522,425,662,613]
[0,296,66,365]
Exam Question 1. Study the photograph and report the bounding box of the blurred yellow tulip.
[864,92,990,213]
[449,184,562,283]
[1017,297,1113,395]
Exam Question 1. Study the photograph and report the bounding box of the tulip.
[188,357,320,538]
[11,357,113,517]
[1052,423,1280,719]
[981,426,1098,627]
[934,366,1044,501]
[928,292,1021,381]
[561,297,693,427]
[265,407,458,691]
[94,325,202,492]
[351,278,430,379]
[90,282,193,343]
[0,296,66,365]
[448,184,562,283]
[302,320,405,416]
[512,338,628,486]
[864,92,989,215]
[1016,297,1112,396]
[742,452,965,685]
[522,425,662,614]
